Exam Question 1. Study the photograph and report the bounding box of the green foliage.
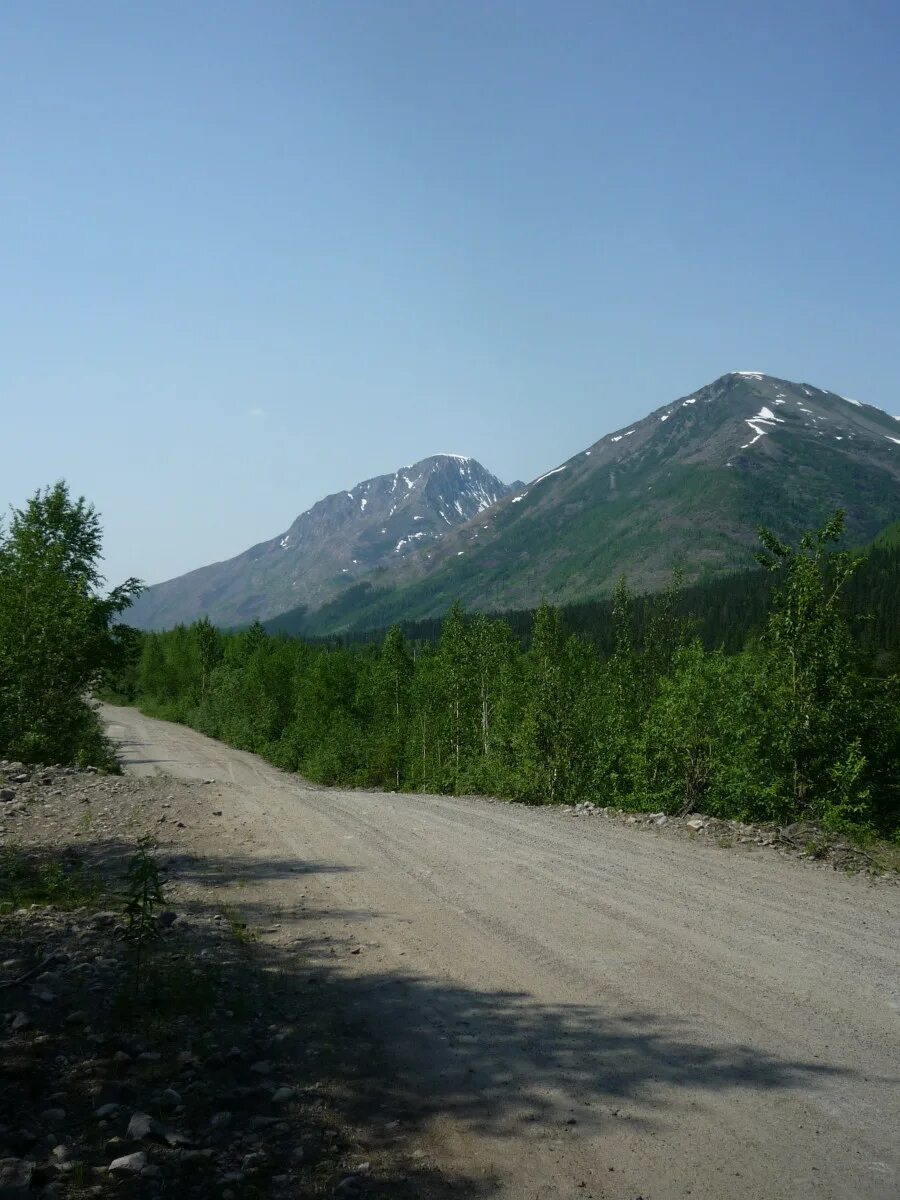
[122,837,167,997]
[753,510,888,826]
[0,482,142,764]
[0,846,106,913]
[112,957,241,1027]
[131,514,899,838]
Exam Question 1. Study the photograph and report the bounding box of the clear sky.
[2,1,899,587]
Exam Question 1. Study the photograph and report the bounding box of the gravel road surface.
[102,703,900,1200]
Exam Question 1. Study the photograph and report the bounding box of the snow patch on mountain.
[532,465,567,485]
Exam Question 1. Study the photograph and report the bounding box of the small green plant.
[114,957,217,1025]
[228,914,257,944]
[0,846,104,913]
[122,837,167,998]
[0,845,28,912]
[70,1162,89,1188]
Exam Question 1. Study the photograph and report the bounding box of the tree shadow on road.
[147,848,861,1146]
[73,839,858,1140]
[275,938,851,1144]
[3,837,870,1198]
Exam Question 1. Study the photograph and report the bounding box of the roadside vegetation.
[0,482,141,767]
[123,512,899,840]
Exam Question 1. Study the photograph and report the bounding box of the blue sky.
[2,1,898,586]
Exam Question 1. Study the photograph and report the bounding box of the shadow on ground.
[2,837,863,1197]
[164,846,855,1141]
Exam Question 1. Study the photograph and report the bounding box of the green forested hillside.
[123,514,900,839]
[872,519,900,550]
[266,534,900,667]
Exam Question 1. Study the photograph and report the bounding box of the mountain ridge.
[270,372,900,634]
[128,372,900,634]
[127,454,514,630]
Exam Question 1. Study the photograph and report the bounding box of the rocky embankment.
[557,800,897,877]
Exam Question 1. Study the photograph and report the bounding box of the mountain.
[270,372,900,635]
[127,455,514,630]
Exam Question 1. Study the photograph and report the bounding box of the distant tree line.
[279,536,900,668]
[121,512,899,839]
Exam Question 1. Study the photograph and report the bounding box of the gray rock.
[271,1086,295,1103]
[249,1060,272,1075]
[686,818,706,831]
[209,1112,232,1130]
[0,1157,34,1198]
[90,912,119,929]
[0,789,16,802]
[126,1113,159,1141]
[108,1151,147,1175]
[248,1116,278,1130]
[10,1013,31,1032]
[334,1175,363,1195]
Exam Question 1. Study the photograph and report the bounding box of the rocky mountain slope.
[274,372,900,634]
[127,455,513,630]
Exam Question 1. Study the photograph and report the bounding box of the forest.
[123,512,899,840]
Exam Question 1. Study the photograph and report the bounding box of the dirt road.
[102,704,900,1200]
